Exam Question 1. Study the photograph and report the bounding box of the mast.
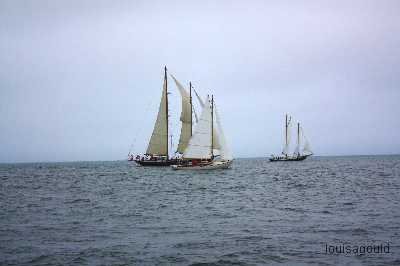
[190,82,193,136]
[285,114,288,155]
[297,122,300,155]
[165,66,169,159]
[170,134,173,155]
[211,95,214,159]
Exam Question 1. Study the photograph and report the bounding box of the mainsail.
[146,73,168,155]
[183,96,212,159]
[171,75,192,153]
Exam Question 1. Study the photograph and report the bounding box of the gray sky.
[1,0,399,163]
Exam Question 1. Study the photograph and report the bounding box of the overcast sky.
[1,0,399,163]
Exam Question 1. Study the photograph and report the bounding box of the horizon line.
[1,153,399,164]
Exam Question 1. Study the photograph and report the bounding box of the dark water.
[1,156,400,265]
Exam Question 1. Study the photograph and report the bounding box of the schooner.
[128,66,233,169]
[269,114,313,162]
[130,67,192,166]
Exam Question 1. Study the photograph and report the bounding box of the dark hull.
[269,155,310,162]
[134,159,178,166]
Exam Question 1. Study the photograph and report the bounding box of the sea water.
[1,156,399,265]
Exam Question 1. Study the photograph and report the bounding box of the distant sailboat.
[172,95,233,170]
[269,114,313,162]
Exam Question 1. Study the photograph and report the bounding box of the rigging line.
[192,87,205,107]
[128,96,156,155]
[192,105,199,123]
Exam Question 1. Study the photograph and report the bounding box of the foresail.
[215,104,233,160]
[146,78,168,155]
[171,75,192,153]
[183,96,212,159]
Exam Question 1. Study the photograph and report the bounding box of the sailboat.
[130,67,199,166]
[269,114,313,162]
[171,95,233,170]
[131,67,175,166]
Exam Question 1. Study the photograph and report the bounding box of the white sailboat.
[269,114,313,162]
[171,95,233,170]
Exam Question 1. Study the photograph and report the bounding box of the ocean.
[1,156,399,265]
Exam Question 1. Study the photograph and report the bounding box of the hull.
[171,160,232,170]
[269,155,311,162]
[134,159,178,166]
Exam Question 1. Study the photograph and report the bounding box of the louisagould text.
[325,243,390,255]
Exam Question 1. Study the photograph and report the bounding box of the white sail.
[193,105,199,123]
[171,75,192,153]
[303,140,312,155]
[301,126,313,155]
[183,96,212,159]
[293,144,300,156]
[215,104,233,160]
[293,123,300,156]
[282,116,292,155]
[193,89,220,149]
[212,120,220,149]
[146,77,168,155]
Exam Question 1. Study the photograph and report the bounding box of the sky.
[0,0,399,163]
